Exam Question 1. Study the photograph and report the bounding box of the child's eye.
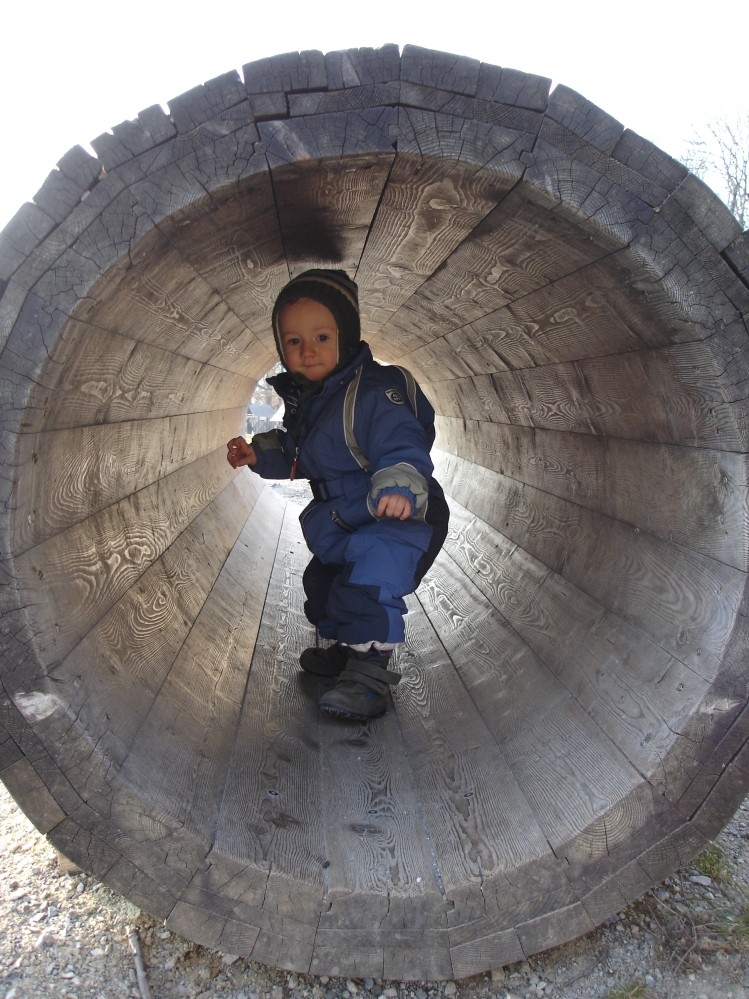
[284,336,301,347]
[317,334,330,342]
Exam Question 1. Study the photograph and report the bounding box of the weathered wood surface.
[2,44,749,980]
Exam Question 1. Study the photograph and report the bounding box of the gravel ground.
[2,778,749,999]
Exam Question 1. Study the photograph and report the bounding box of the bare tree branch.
[684,113,749,228]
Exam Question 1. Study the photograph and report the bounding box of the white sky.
[1,0,746,231]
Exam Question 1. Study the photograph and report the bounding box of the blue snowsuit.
[250,343,449,647]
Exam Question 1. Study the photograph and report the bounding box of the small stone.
[346,981,359,995]
[35,930,56,949]
[690,875,713,886]
[444,984,457,996]
[490,968,506,983]
[223,954,240,965]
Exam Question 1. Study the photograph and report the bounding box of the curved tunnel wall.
[2,44,749,980]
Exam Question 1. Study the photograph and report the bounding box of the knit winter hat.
[271,269,361,372]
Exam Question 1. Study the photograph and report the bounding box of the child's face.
[278,298,339,381]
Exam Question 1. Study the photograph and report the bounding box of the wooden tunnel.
[2,44,749,981]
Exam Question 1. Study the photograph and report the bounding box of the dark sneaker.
[299,643,349,677]
[319,650,401,721]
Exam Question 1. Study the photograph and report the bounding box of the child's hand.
[227,437,257,468]
[376,493,413,520]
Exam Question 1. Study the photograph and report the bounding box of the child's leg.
[317,519,432,720]
[299,556,349,677]
[302,556,340,637]
[328,518,432,647]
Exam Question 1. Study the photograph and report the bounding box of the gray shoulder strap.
[343,366,370,470]
[393,365,418,415]
[343,364,418,472]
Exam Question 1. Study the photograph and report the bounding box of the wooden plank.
[166,69,247,134]
[449,926,524,980]
[522,134,653,248]
[258,118,395,272]
[516,902,595,959]
[435,416,749,570]
[112,111,264,214]
[432,264,671,376]
[14,449,238,668]
[243,49,327,94]
[167,899,261,958]
[116,484,283,837]
[324,45,401,89]
[399,83,545,135]
[89,106,176,172]
[395,589,554,895]
[312,925,453,980]
[434,452,744,678]
[378,191,610,353]
[39,477,259,790]
[401,45,481,96]
[153,170,287,343]
[73,226,273,376]
[0,756,66,833]
[441,500,711,793]
[357,148,511,325]
[417,550,645,853]
[173,882,319,973]
[13,409,243,551]
[475,63,550,110]
[300,614,451,967]
[22,320,253,435]
[210,505,325,892]
[675,693,749,824]
[424,335,749,452]
[288,82,401,117]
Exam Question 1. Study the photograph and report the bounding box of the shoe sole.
[319,702,386,721]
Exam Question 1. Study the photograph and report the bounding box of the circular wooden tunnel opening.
[2,45,749,981]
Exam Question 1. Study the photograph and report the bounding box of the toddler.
[227,270,449,720]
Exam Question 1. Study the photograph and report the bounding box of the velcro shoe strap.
[342,660,402,687]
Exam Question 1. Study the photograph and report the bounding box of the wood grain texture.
[433,451,744,677]
[2,44,749,980]
[22,320,255,434]
[13,410,244,550]
[434,416,749,570]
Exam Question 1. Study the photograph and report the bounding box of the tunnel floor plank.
[117,479,283,840]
